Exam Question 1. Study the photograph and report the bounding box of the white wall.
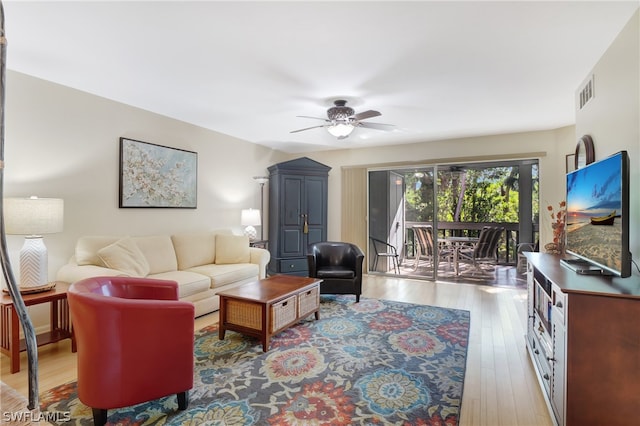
[4,71,288,325]
[296,125,575,247]
[575,10,639,270]
[5,68,576,284]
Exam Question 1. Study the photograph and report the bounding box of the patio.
[397,255,526,289]
[369,221,531,290]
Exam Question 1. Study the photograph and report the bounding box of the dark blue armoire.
[267,157,331,276]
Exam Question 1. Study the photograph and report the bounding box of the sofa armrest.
[57,263,128,283]
[249,247,270,279]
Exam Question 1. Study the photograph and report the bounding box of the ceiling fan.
[290,100,393,139]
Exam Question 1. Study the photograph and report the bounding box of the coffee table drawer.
[226,299,262,330]
[298,286,319,318]
[270,295,297,332]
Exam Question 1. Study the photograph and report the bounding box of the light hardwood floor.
[1,275,553,426]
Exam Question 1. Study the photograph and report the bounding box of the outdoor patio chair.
[412,225,453,270]
[369,237,400,274]
[516,241,539,274]
[457,226,504,275]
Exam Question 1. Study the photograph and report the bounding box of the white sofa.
[56,229,270,317]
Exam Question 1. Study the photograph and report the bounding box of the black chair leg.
[177,391,189,410]
[356,294,360,303]
[92,408,107,426]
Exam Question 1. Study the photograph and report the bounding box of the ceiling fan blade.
[296,115,329,122]
[358,122,395,130]
[290,124,327,133]
[352,110,381,121]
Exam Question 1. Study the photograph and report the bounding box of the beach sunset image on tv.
[565,152,625,273]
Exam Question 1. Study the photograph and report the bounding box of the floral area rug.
[40,296,470,425]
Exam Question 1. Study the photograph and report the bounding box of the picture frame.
[119,137,197,208]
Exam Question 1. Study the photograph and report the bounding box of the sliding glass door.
[368,167,437,279]
[368,159,538,280]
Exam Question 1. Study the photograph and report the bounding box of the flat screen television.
[564,150,631,277]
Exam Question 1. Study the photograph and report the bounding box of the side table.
[1,281,76,373]
[250,240,268,249]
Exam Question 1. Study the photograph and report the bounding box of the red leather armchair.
[68,276,195,426]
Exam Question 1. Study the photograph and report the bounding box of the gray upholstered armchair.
[307,241,365,302]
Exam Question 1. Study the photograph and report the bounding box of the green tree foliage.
[405,171,435,222]
[405,166,533,224]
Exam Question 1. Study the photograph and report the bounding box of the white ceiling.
[4,1,639,153]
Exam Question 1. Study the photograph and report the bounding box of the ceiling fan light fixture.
[291,99,390,138]
[327,121,355,138]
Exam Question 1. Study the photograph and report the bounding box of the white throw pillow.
[171,232,216,270]
[215,234,250,264]
[75,236,122,266]
[97,237,150,277]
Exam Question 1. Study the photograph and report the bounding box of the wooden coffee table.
[218,275,322,351]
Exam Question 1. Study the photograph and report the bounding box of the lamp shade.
[4,197,64,235]
[241,208,261,226]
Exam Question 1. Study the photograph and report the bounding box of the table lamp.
[241,208,261,241]
[4,196,64,289]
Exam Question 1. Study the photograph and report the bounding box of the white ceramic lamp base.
[19,236,48,288]
[243,226,257,241]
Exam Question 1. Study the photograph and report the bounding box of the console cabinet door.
[551,307,566,426]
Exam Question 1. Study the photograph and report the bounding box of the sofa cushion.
[75,236,122,266]
[215,234,250,264]
[133,235,178,274]
[148,271,212,299]
[187,263,259,288]
[97,238,150,277]
[171,232,216,270]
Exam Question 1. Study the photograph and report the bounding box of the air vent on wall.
[579,75,594,110]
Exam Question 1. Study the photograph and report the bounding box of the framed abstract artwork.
[119,137,197,208]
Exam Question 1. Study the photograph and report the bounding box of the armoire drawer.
[279,258,308,272]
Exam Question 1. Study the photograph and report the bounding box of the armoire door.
[305,176,327,248]
[281,175,304,258]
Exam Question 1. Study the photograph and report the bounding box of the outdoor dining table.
[443,236,480,275]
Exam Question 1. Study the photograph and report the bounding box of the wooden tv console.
[524,252,640,426]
